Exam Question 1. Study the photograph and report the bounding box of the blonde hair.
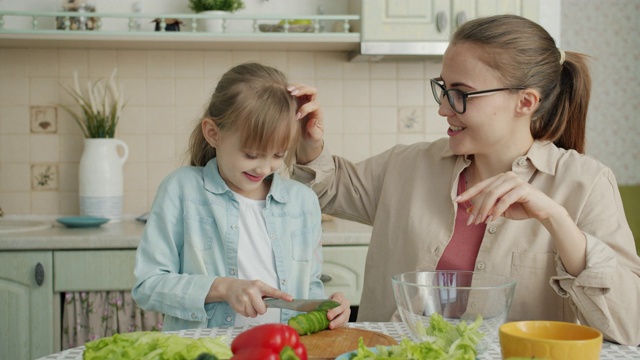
[188,62,299,166]
[452,15,591,153]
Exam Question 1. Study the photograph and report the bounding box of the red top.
[436,170,486,271]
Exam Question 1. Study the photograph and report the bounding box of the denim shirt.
[132,158,325,331]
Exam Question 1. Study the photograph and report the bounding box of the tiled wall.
[562,0,639,185]
[1,0,638,217]
[0,48,447,216]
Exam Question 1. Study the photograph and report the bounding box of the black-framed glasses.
[430,78,525,114]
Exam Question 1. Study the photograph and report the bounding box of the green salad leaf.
[350,313,484,360]
[83,331,232,360]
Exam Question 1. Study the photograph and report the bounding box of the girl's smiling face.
[438,43,531,158]
[214,128,286,200]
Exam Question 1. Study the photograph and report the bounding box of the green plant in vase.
[59,69,125,138]
[188,0,245,13]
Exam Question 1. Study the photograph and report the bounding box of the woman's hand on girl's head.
[209,277,293,318]
[326,292,351,329]
[287,84,323,138]
[287,84,325,164]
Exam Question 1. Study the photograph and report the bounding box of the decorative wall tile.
[398,107,424,133]
[30,106,57,133]
[31,164,58,191]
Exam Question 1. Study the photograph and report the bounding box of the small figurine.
[57,0,97,31]
[152,18,183,32]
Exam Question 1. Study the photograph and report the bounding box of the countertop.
[0,216,372,251]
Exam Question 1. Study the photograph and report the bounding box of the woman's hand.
[326,292,351,329]
[206,277,293,318]
[287,83,324,164]
[457,171,587,276]
[456,171,562,225]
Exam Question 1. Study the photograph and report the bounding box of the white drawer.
[321,245,368,306]
[53,250,137,292]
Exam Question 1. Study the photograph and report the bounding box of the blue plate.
[57,216,110,228]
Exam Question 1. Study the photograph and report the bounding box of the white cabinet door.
[454,0,541,30]
[362,0,549,42]
[321,246,368,306]
[0,251,54,360]
[361,0,451,41]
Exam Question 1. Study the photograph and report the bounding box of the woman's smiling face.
[214,129,285,200]
[438,43,527,157]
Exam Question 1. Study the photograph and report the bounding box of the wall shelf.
[0,11,361,51]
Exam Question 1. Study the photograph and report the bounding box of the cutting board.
[299,327,397,359]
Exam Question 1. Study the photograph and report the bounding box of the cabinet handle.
[456,11,467,28]
[320,274,332,283]
[35,262,45,286]
[436,11,448,33]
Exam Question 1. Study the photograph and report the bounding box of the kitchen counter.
[0,216,372,250]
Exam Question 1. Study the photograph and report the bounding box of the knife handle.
[320,274,332,283]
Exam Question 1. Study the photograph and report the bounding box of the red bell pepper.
[230,324,307,360]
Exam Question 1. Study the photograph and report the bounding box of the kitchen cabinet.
[359,0,559,44]
[321,245,368,306]
[360,0,451,42]
[0,251,54,360]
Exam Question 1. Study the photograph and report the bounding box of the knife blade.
[264,298,340,313]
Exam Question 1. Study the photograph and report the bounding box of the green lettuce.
[83,331,232,360]
[350,313,483,360]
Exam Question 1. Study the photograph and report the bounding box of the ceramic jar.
[78,138,129,222]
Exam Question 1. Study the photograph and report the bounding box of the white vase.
[78,138,129,222]
[199,10,228,33]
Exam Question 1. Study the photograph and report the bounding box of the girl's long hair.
[188,62,299,166]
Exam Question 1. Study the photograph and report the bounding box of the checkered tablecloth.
[37,322,640,359]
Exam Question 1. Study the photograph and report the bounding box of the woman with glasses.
[287,14,640,346]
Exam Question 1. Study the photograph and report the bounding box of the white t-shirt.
[232,191,281,326]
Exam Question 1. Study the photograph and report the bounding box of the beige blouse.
[292,138,640,346]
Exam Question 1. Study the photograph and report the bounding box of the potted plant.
[188,0,245,32]
[59,70,129,221]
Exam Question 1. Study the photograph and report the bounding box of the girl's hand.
[287,84,324,164]
[207,277,293,318]
[456,171,563,225]
[326,292,351,329]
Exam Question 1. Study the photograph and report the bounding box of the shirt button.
[517,158,527,166]
[477,262,486,270]
[191,313,197,319]
[470,302,478,310]
[281,279,287,286]
[558,289,568,296]
[488,226,497,234]
[226,315,232,322]
[270,233,276,240]
[231,225,238,230]
[229,269,236,276]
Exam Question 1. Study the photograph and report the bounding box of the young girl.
[132,62,350,331]
[289,15,640,345]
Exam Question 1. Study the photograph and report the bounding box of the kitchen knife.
[264,298,340,313]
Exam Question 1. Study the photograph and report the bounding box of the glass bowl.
[392,270,516,354]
